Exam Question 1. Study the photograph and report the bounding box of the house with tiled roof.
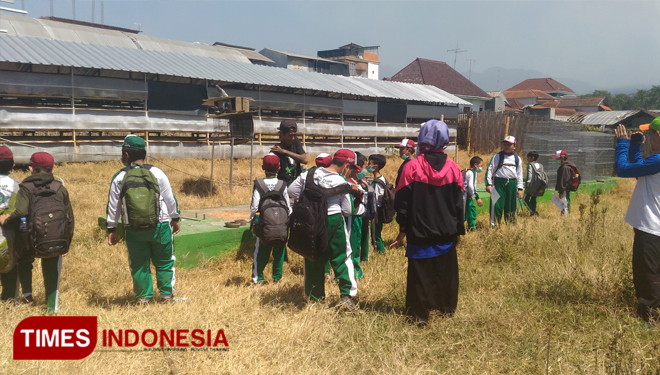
[506,78,574,97]
[535,97,610,113]
[385,58,491,112]
[502,89,556,106]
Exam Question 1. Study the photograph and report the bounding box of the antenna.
[447,44,467,70]
[134,22,142,32]
[466,59,476,81]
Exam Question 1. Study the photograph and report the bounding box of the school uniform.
[524,162,541,215]
[615,138,660,319]
[485,153,523,225]
[463,169,480,231]
[348,177,366,279]
[373,175,388,253]
[250,177,291,283]
[359,177,371,262]
[556,160,578,214]
[0,174,21,301]
[107,164,180,300]
[288,167,357,301]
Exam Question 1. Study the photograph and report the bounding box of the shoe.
[336,295,358,312]
[137,298,151,305]
[22,294,35,306]
[159,295,175,304]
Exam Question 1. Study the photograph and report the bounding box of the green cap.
[118,134,146,150]
[639,116,660,132]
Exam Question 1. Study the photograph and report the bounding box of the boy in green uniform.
[250,154,291,284]
[347,152,368,279]
[368,154,388,254]
[485,136,524,226]
[464,156,483,231]
[0,152,75,313]
[107,135,181,304]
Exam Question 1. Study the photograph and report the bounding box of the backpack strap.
[274,180,287,195]
[323,184,352,197]
[373,178,385,187]
[305,167,317,189]
[494,151,505,174]
[254,179,269,196]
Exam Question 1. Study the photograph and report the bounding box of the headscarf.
[417,119,449,153]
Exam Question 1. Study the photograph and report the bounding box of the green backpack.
[120,164,161,230]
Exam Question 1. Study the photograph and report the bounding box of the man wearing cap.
[552,150,578,215]
[271,120,308,185]
[288,149,358,309]
[395,139,416,188]
[250,153,292,284]
[485,136,524,225]
[106,135,181,304]
[0,152,74,313]
[390,119,465,326]
[615,120,660,320]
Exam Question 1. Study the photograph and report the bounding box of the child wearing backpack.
[464,157,483,231]
[368,154,393,254]
[0,146,22,302]
[553,150,580,215]
[287,149,358,309]
[0,152,74,313]
[107,135,180,304]
[250,154,291,284]
[347,152,368,279]
[524,151,547,216]
[485,136,524,226]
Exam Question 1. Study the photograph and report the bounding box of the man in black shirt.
[271,120,308,184]
[395,138,416,188]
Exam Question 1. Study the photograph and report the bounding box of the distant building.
[259,48,349,76]
[537,97,610,113]
[568,110,658,131]
[213,42,274,66]
[485,91,506,113]
[317,43,380,79]
[386,58,491,112]
[502,89,556,106]
[506,78,574,98]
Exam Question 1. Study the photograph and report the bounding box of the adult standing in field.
[485,136,524,226]
[271,120,309,185]
[107,135,181,304]
[553,150,580,215]
[615,121,660,321]
[391,119,465,326]
[395,138,416,188]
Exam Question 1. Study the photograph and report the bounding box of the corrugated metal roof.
[260,48,345,65]
[0,33,470,105]
[575,110,639,125]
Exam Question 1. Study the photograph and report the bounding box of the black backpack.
[288,167,352,261]
[360,181,377,221]
[23,180,73,258]
[373,178,396,224]
[253,179,289,247]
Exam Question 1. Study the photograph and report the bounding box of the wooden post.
[466,117,472,155]
[250,133,254,186]
[504,116,511,138]
[72,130,78,162]
[209,141,215,195]
[258,133,262,146]
[145,131,150,163]
[229,137,234,193]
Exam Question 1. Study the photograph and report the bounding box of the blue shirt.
[616,138,660,178]
[406,242,454,259]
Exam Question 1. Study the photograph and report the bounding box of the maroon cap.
[334,149,359,170]
[262,154,280,171]
[29,152,54,168]
[0,146,13,159]
[396,139,415,148]
[315,153,332,168]
[551,150,568,159]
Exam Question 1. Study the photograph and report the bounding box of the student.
[552,150,579,215]
[346,152,368,279]
[0,146,22,302]
[271,120,309,184]
[391,119,465,326]
[615,121,660,320]
[524,151,542,216]
[359,163,371,264]
[395,139,415,188]
[0,152,74,313]
[464,156,483,231]
[288,149,357,308]
[485,136,524,225]
[250,154,291,284]
[107,135,181,304]
[368,154,388,254]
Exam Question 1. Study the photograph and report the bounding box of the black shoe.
[336,295,358,312]
[22,295,35,306]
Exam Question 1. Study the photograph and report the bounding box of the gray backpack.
[253,179,289,247]
[527,163,548,197]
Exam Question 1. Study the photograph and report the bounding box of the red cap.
[262,154,280,171]
[551,150,568,159]
[315,153,332,168]
[396,139,415,148]
[334,149,359,170]
[29,152,54,168]
[0,146,13,159]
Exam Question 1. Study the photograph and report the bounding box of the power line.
[447,44,467,70]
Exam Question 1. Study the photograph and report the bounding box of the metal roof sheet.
[0,33,470,105]
[578,110,640,125]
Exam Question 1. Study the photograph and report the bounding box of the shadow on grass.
[86,292,136,309]
[225,276,250,287]
[358,296,405,314]
[181,178,214,198]
[259,283,308,310]
[234,230,257,261]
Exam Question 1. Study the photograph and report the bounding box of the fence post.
[504,116,511,138]
[466,117,472,155]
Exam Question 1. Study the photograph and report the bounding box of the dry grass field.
[1,151,659,374]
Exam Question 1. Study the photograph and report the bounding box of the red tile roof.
[554,108,578,116]
[506,78,574,94]
[387,58,490,99]
[506,99,525,111]
[503,89,556,100]
[536,100,560,108]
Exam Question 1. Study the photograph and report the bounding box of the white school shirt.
[485,153,524,190]
[287,168,353,217]
[250,177,292,220]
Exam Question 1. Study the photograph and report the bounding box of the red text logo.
[13,316,98,360]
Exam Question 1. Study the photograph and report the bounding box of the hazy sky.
[13,1,660,92]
